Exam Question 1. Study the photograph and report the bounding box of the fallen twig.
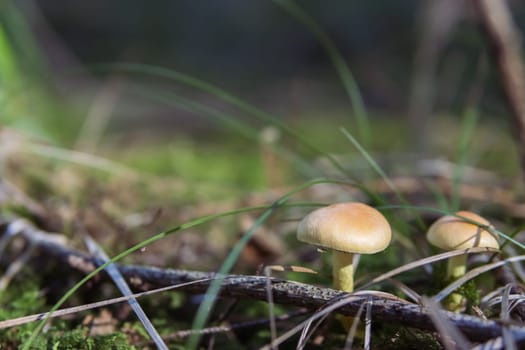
[23,234,525,343]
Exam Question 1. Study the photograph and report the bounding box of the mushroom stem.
[333,251,355,292]
[445,254,468,311]
[447,254,467,280]
[333,251,361,333]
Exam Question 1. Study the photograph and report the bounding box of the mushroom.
[427,211,499,280]
[297,202,392,293]
[426,210,500,310]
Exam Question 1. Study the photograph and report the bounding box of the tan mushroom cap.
[297,202,392,254]
[426,211,499,250]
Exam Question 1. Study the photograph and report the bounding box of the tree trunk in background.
[472,0,525,183]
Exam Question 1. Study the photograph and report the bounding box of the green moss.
[117,139,266,193]
[22,327,134,350]
[0,272,136,349]
[0,274,46,320]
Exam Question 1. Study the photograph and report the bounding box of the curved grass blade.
[425,180,451,212]
[450,107,479,212]
[379,204,525,251]
[130,84,255,140]
[185,178,338,349]
[451,54,486,212]
[340,127,425,242]
[496,224,525,251]
[433,255,525,303]
[93,63,392,204]
[23,141,135,175]
[0,0,46,75]
[128,84,320,177]
[341,127,403,202]
[0,279,211,329]
[23,179,343,349]
[260,292,386,350]
[0,21,20,88]
[272,0,371,146]
[358,247,498,291]
[21,204,284,349]
[91,62,353,178]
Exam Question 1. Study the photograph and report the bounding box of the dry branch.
[26,236,525,343]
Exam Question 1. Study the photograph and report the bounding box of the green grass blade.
[129,85,258,141]
[185,178,334,349]
[0,0,47,78]
[340,127,426,241]
[22,204,279,349]
[23,179,346,349]
[92,62,352,178]
[426,180,451,213]
[272,0,371,146]
[340,127,401,200]
[499,224,525,251]
[0,0,80,145]
[99,64,393,204]
[0,22,19,88]
[186,207,276,349]
[340,128,413,211]
[128,84,320,177]
[379,204,525,251]
[451,55,486,211]
[450,107,479,212]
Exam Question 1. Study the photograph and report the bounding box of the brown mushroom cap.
[297,202,392,254]
[426,211,499,250]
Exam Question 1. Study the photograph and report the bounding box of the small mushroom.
[426,210,500,310]
[427,211,499,279]
[297,202,392,293]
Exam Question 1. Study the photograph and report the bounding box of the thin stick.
[32,238,525,342]
[0,279,211,329]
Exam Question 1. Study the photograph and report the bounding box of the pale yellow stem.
[333,251,355,292]
[445,254,468,312]
[332,251,360,333]
[447,254,467,280]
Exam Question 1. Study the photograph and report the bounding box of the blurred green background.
[1,0,525,188]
